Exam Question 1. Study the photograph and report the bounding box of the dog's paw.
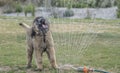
[26,65,32,69]
[34,68,42,71]
[52,64,59,69]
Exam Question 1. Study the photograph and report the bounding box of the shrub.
[116,0,120,18]
[51,0,66,7]
[72,3,81,8]
[3,2,23,14]
[72,3,88,8]
[63,9,74,17]
[24,4,35,17]
[117,9,120,18]
[14,3,22,13]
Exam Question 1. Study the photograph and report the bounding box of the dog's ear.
[31,28,36,38]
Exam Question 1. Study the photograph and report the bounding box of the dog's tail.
[19,23,30,31]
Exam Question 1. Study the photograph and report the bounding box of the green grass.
[0,16,120,73]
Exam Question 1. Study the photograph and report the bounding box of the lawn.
[0,16,120,73]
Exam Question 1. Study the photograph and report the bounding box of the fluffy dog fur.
[19,17,58,70]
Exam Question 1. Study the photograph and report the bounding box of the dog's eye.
[35,20,41,25]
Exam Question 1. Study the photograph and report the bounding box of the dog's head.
[31,16,49,37]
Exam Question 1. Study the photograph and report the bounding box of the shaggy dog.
[19,16,58,71]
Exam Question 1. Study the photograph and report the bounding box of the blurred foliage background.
[0,0,120,17]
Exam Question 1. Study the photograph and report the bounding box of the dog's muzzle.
[39,24,49,35]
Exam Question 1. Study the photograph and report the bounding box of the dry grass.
[51,23,119,34]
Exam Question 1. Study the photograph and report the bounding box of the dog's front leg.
[47,47,58,69]
[26,45,34,68]
[34,47,43,71]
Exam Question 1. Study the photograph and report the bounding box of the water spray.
[43,1,111,73]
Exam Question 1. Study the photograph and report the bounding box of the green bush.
[3,2,23,14]
[63,9,74,17]
[31,5,35,17]
[51,0,89,8]
[51,0,66,7]
[72,3,82,8]
[116,0,120,18]
[72,3,88,8]
[117,9,120,18]
[24,4,35,16]
[14,3,22,13]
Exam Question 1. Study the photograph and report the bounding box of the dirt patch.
[0,66,57,73]
[0,66,11,72]
[0,66,37,73]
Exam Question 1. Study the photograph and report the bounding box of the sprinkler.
[77,66,110,73]
[59,64,110,73]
